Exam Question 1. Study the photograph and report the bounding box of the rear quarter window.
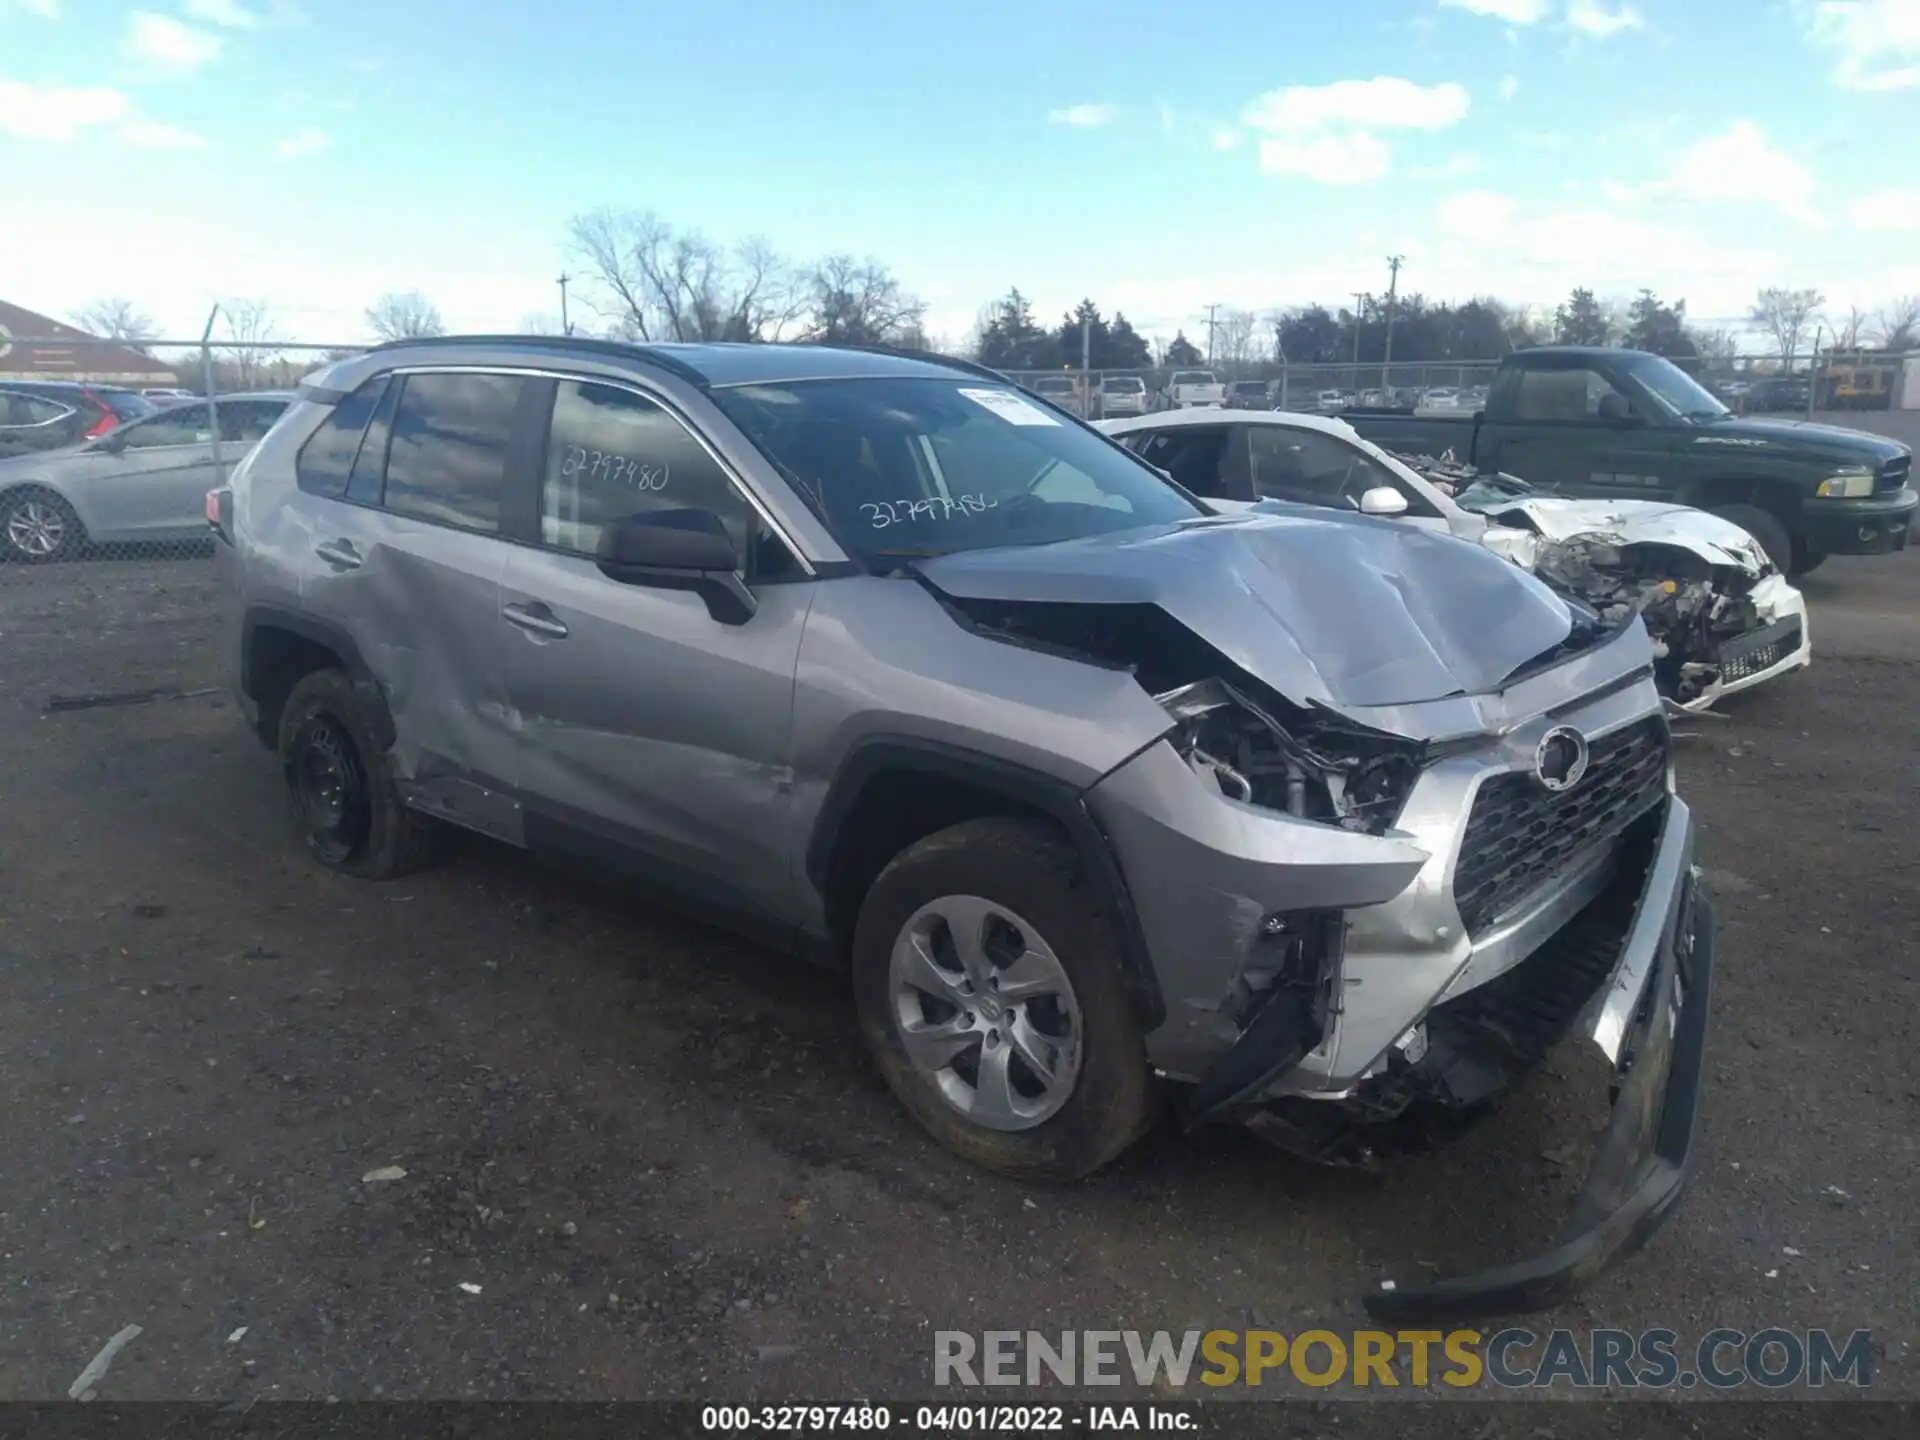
[296,376,392,497]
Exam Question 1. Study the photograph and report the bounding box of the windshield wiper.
[873,546,956,559]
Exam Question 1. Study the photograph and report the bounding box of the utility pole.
[557,273,573,336]
[1350,292,1367,370]
[1382,255,1404,393]
[1204,303,1221,364]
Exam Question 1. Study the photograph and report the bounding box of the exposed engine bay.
[938,594,1432,834]
[1389,451,1808,710]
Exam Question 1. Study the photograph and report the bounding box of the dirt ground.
[1,451,1916,1413]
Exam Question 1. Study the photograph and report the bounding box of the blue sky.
[3,0,1918,349]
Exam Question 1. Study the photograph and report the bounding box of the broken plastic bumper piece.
[1363,802,1715,1324]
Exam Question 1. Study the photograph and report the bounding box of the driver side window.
[119,403,212,450]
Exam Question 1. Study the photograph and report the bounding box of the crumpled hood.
[1465,496,1771,573]
[916,511,1577,710]
[1691,417,1910,468]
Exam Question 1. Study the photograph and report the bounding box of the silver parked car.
[0,391,291,561]
[215,337,1714,1321]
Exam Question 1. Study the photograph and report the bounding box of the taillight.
[80,389,117,438]
[206,486,232,542]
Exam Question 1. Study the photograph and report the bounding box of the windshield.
[1171,371,1215,386]
[1453,473,1537,511]
[98,389,160,420]
[710,376,1204,563]
[1034,377,1077,393]
[1102,377,1144,392]
[1623,355,1729,420]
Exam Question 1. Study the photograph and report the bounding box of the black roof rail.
[356,333,711,389]
[795,341,1014,387]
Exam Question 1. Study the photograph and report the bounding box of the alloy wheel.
[888,895,1084,1131]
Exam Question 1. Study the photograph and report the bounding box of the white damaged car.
[1099,408,1811,713]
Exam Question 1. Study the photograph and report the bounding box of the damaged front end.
[1398,455,1812,712]
[918,512,1715,1320]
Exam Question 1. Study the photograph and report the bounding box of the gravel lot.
[2,434,1915,1412]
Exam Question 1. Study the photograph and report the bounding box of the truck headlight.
[1816,469,1874,498]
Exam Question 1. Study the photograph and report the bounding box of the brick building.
[0,299,179,385]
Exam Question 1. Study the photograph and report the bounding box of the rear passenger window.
[539,380,750,556]
[383,373,523,533]
[296,376,390,497]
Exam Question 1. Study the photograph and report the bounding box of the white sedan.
[1098,407,1811,712]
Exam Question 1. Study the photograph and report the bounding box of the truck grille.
[1453,717,1670,937]
[1879,455,1911,492]
[1718,617,1803,682]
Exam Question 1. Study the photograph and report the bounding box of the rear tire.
[1,488,85,563]
[1708,503,1793,575]
[851,818,1160,1181]
[277,669,450,879]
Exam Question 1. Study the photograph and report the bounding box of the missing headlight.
[1156,678,1423,835]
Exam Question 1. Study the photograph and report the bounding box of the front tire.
[1708,502,1793,575]
[1,488,85,563]
[276,669,449,879]
[851,818,1159,1181]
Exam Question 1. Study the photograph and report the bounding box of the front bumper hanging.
[1362,815,1715,1325]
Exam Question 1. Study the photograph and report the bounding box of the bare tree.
[1687,326,1740,362]
[219,298,281,389]
[1214,307,1258,367]
[71,297,157,351]
[365,290,446,342]
[517,311,569,335]
[1874,295,1920,352]
[1832,305,1871,350]
[1749,287,1825,364]
[566,208,804,343]
[802,255,926,346]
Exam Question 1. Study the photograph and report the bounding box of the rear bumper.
[1800,488,1916,555]
[1363,802,1714,1323]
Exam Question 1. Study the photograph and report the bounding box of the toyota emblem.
[1534,726,1590,792]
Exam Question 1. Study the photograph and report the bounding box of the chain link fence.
[2,336,365,566]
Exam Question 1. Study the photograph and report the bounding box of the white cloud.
[121,117,208,150]
[1047,103,1120,127]
[1567,0,1644,37]
[1439,0,1546,20]
[1240,76,1469,186]
[1848,189,1920,229]
[1257,132,1393,185]
[0,79,206,150]
[0,80,128,139]
[126,13,224,73]
[1649,120,1821,224]
[1801,0,1920,90]
[184,0,261,27]
[1243,76,1471,132]
[1498,73,1520,99]
[274,126,330,159]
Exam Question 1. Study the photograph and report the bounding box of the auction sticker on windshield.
[959,387,1060,426]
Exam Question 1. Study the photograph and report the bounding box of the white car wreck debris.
[1097,409,1811,714]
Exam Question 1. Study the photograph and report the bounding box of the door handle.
[314,538,361,570]
[501,601,569,639]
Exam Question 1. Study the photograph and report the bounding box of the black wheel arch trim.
[806,736,1166,1030]
[241,603,397,751]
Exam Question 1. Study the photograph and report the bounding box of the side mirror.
[1358,486,1410,517]
[596,509,757,626]
[96,430,129,455]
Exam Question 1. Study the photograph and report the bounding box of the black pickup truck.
[1345,346,1915,574]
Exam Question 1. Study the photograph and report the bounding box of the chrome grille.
[1453,717,1670,937]
[1718,617,1803,682]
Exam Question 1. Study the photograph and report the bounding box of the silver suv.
[213,338,1715,1321]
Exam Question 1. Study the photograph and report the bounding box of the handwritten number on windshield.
[861,495,998,528]
[559,444,669,493]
